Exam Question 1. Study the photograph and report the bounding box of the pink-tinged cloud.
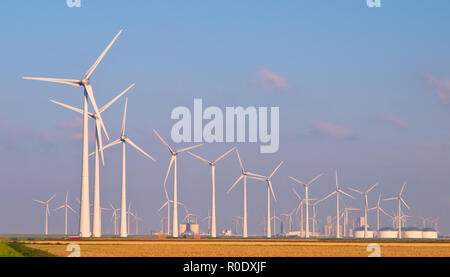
[311,120,354,139]
[424,73,450,104]
[380,113,408,128]
[255,68,289,90]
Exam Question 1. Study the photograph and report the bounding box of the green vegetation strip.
[0,241,23,257]
[5,240,56,257]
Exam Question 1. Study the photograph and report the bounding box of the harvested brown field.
[22,239,450,257]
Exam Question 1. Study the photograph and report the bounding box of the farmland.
[18,238,450,257]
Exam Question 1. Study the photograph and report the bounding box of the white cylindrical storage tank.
[402,227,422,239]
[377,227,398,239]
[353,227,375,238]
[422,228,438,239]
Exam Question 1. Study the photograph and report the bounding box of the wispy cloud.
[424,73,450,105]
[311,120,354,139]
[254,68,289,90]
[380,113,408,128]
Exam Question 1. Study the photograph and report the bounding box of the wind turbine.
[102,98,156,237]
[54,192,77,236]
[289,173,323,238]
[188,147,236,238]
[129,210,143,235]
[248,162,283,238]
[348,182,378,238]
[53,84,134,237]
[271,208,282,236]
[368,193,391,231]
[384,182,409,239]
[202,210,212,235]
[227,149,266,238]
[281,208,296,233]
[153,129,203,237]
[24,30,123,237]
[316,170,354,238]
[109,202,120,236]
[292,188,305,235]
[34,194,56,235]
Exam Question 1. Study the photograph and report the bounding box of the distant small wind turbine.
[247,161,283,238]
[368,193,391,230]
[384,182,409,239]
[289,173,323,238]
[227,149,266,238]
[109,202,121,236]
[316,170,354,238]
[348,182,378,238]
[153,129,203,237]
[188,147,236,238]
[54,192,77,235]
[34,194,56,235]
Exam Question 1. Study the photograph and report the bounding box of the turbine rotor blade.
[292,188,302,201]
[95,119,105,166]
[308,172,324,185]
[269,161,283,179]
[214,146,236,164]
[153,129,174,154]
[367,182,378,193]
[125,137,156,161]
[227,174,243,194]
[121,97,128,137]
[400,198,410,210]
[23,77,81,87]
[187,151,210,165]
[288,176,306,186]
[348,187,363,195]
[34,200,45,205]
[268,180,276,202]
[100,83,134,114]
[400,182,406,195]
[50,100,84,115]
[177,144,204,153]
[163,156,175,197]
[84,29,123,80]
[235,149,246,172]
[339,189,354,199]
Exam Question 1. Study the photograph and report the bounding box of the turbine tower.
[102,98,156,237]
[24,30,123,237]
[227,149,265,238]
[52,84,134,237]
[289,173,323,238]
[54,192,76,236]
[153,129,203,237]
[384,182,409,239]
[348,182,378,238]
[248,162,283,238]
[188,147,236,238]
[316,170,354,238]
[34,194,56,235]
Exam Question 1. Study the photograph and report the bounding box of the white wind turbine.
[53,84,134,238]
[202,210,212,235]
[289,173,323,238]
[227,149,266,238]
[348,182,378,238]
[34,194,56,235]
[54,192,77,236]
[292,188,305,235]
[384,182,409,239]
[102,98,156,237]
[153,129,203,237]
[129,210,143,235]
[316,170,354,238]
[248,162,283,238]
[188,147,236,238]
[368,193,391,231]
[281,208,296,233]
[271,208,282,236]
[24,30,123,237]
[109,202,120,236]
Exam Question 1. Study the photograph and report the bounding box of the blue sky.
[0,0,449,235]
